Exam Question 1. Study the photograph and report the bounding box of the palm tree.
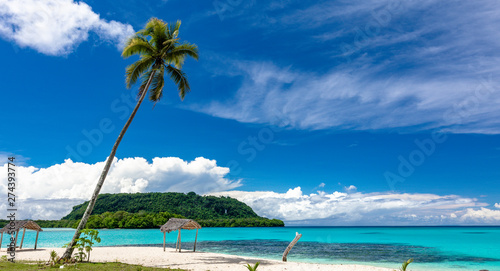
[61,17,198,259]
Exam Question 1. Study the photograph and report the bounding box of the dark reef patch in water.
[167,240,500,264]
[116,240,500,265]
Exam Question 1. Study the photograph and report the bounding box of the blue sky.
[1,0,500,225]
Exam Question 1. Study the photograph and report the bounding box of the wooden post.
[193,228,198,252]
[178,229,182,252]
[20,228,26,249]
[163,232,166,252]
[282,232,302,262]
[0,231,3,249]
[14,229,20,249]
[175,232,181,251]
[34,231,40,250]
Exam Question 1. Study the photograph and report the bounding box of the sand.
[10,247,394,271]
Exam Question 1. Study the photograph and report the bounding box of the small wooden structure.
[160,218,201,252]
[0,220,43,250]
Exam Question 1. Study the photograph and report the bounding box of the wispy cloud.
[0,0,134,55]
[210,187,500,225]
[0,151,30,166]
[344,185,357,193]
[0,157,241,219]
[193,60,500,133]
[192,0,500,134]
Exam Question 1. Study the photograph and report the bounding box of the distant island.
[1,192,284,229]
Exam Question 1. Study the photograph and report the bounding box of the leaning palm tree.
[61,17,198,259]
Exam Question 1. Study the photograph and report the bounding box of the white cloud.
[344,185,357,193]
[0,157,241,219]
[2,199,86,220]
[2,156,497,225]
[194,1,500,134]
[0,0,134,55]
[460,207,500,223]
[209,187,500,225]
[495,203,500,208]
[194,59,500,133]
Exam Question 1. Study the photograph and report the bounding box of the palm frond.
[165,64,190,100]
[167,43,199,68]
[245,262,260,271]
[125,56,155,89]
[169,20,181,39]
[151,19,168,49]
[159,38,180,59]
[137,69,154,99]
[171,43,199,60]
[122,36,154,58]
[149,66,165,102]
[137,17,159,37]
[399,258,413,271]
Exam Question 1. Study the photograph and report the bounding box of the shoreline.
[10,246,394,271]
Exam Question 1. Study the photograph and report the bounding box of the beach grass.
[0,260,187,270]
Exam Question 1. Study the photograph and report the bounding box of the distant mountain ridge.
[63,192,260,220]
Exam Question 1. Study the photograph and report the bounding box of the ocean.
[4,226,499,271]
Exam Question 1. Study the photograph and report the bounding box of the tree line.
[0,211,284,229]
[63,192,260,220]
[0,192,285,229]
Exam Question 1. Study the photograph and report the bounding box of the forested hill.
[63,192,260,220]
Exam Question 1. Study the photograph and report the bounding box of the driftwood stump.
[282,232,302,262]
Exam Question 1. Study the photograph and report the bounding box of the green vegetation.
[198,218,284,227]
[64,229,101,262]
[85,211,184,229]
[79,211,283,229]
[245,262,260,271]
[398,258,414,271]
[0,192,284,229]
[63,192,260,220]
[0,260,186,270]
[1,212,283,229]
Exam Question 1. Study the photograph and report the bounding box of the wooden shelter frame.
[0,220,43,250]
[160,218,201,252]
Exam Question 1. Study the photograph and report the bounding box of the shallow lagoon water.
[6,226,499,271]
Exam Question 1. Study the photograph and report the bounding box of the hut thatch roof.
[0,220,43,233]
[160,218,201,233]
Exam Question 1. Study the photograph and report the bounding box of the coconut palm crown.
[122,18,198,102]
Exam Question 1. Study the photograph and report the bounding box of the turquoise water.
[3,227,499,271]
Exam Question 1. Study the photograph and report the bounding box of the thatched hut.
[160,218,201,252]
[0,220,43,250]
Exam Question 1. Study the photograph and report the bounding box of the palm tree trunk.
[61,70,157,259]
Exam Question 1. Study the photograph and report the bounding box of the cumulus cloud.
[209,187,500,225]
[0,0,134,55]
[460,207,500,223]
[2,156,497,225]
[0,157,241,219]
[495,203,500,208]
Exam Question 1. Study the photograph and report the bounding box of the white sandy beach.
[9,247,393,271]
